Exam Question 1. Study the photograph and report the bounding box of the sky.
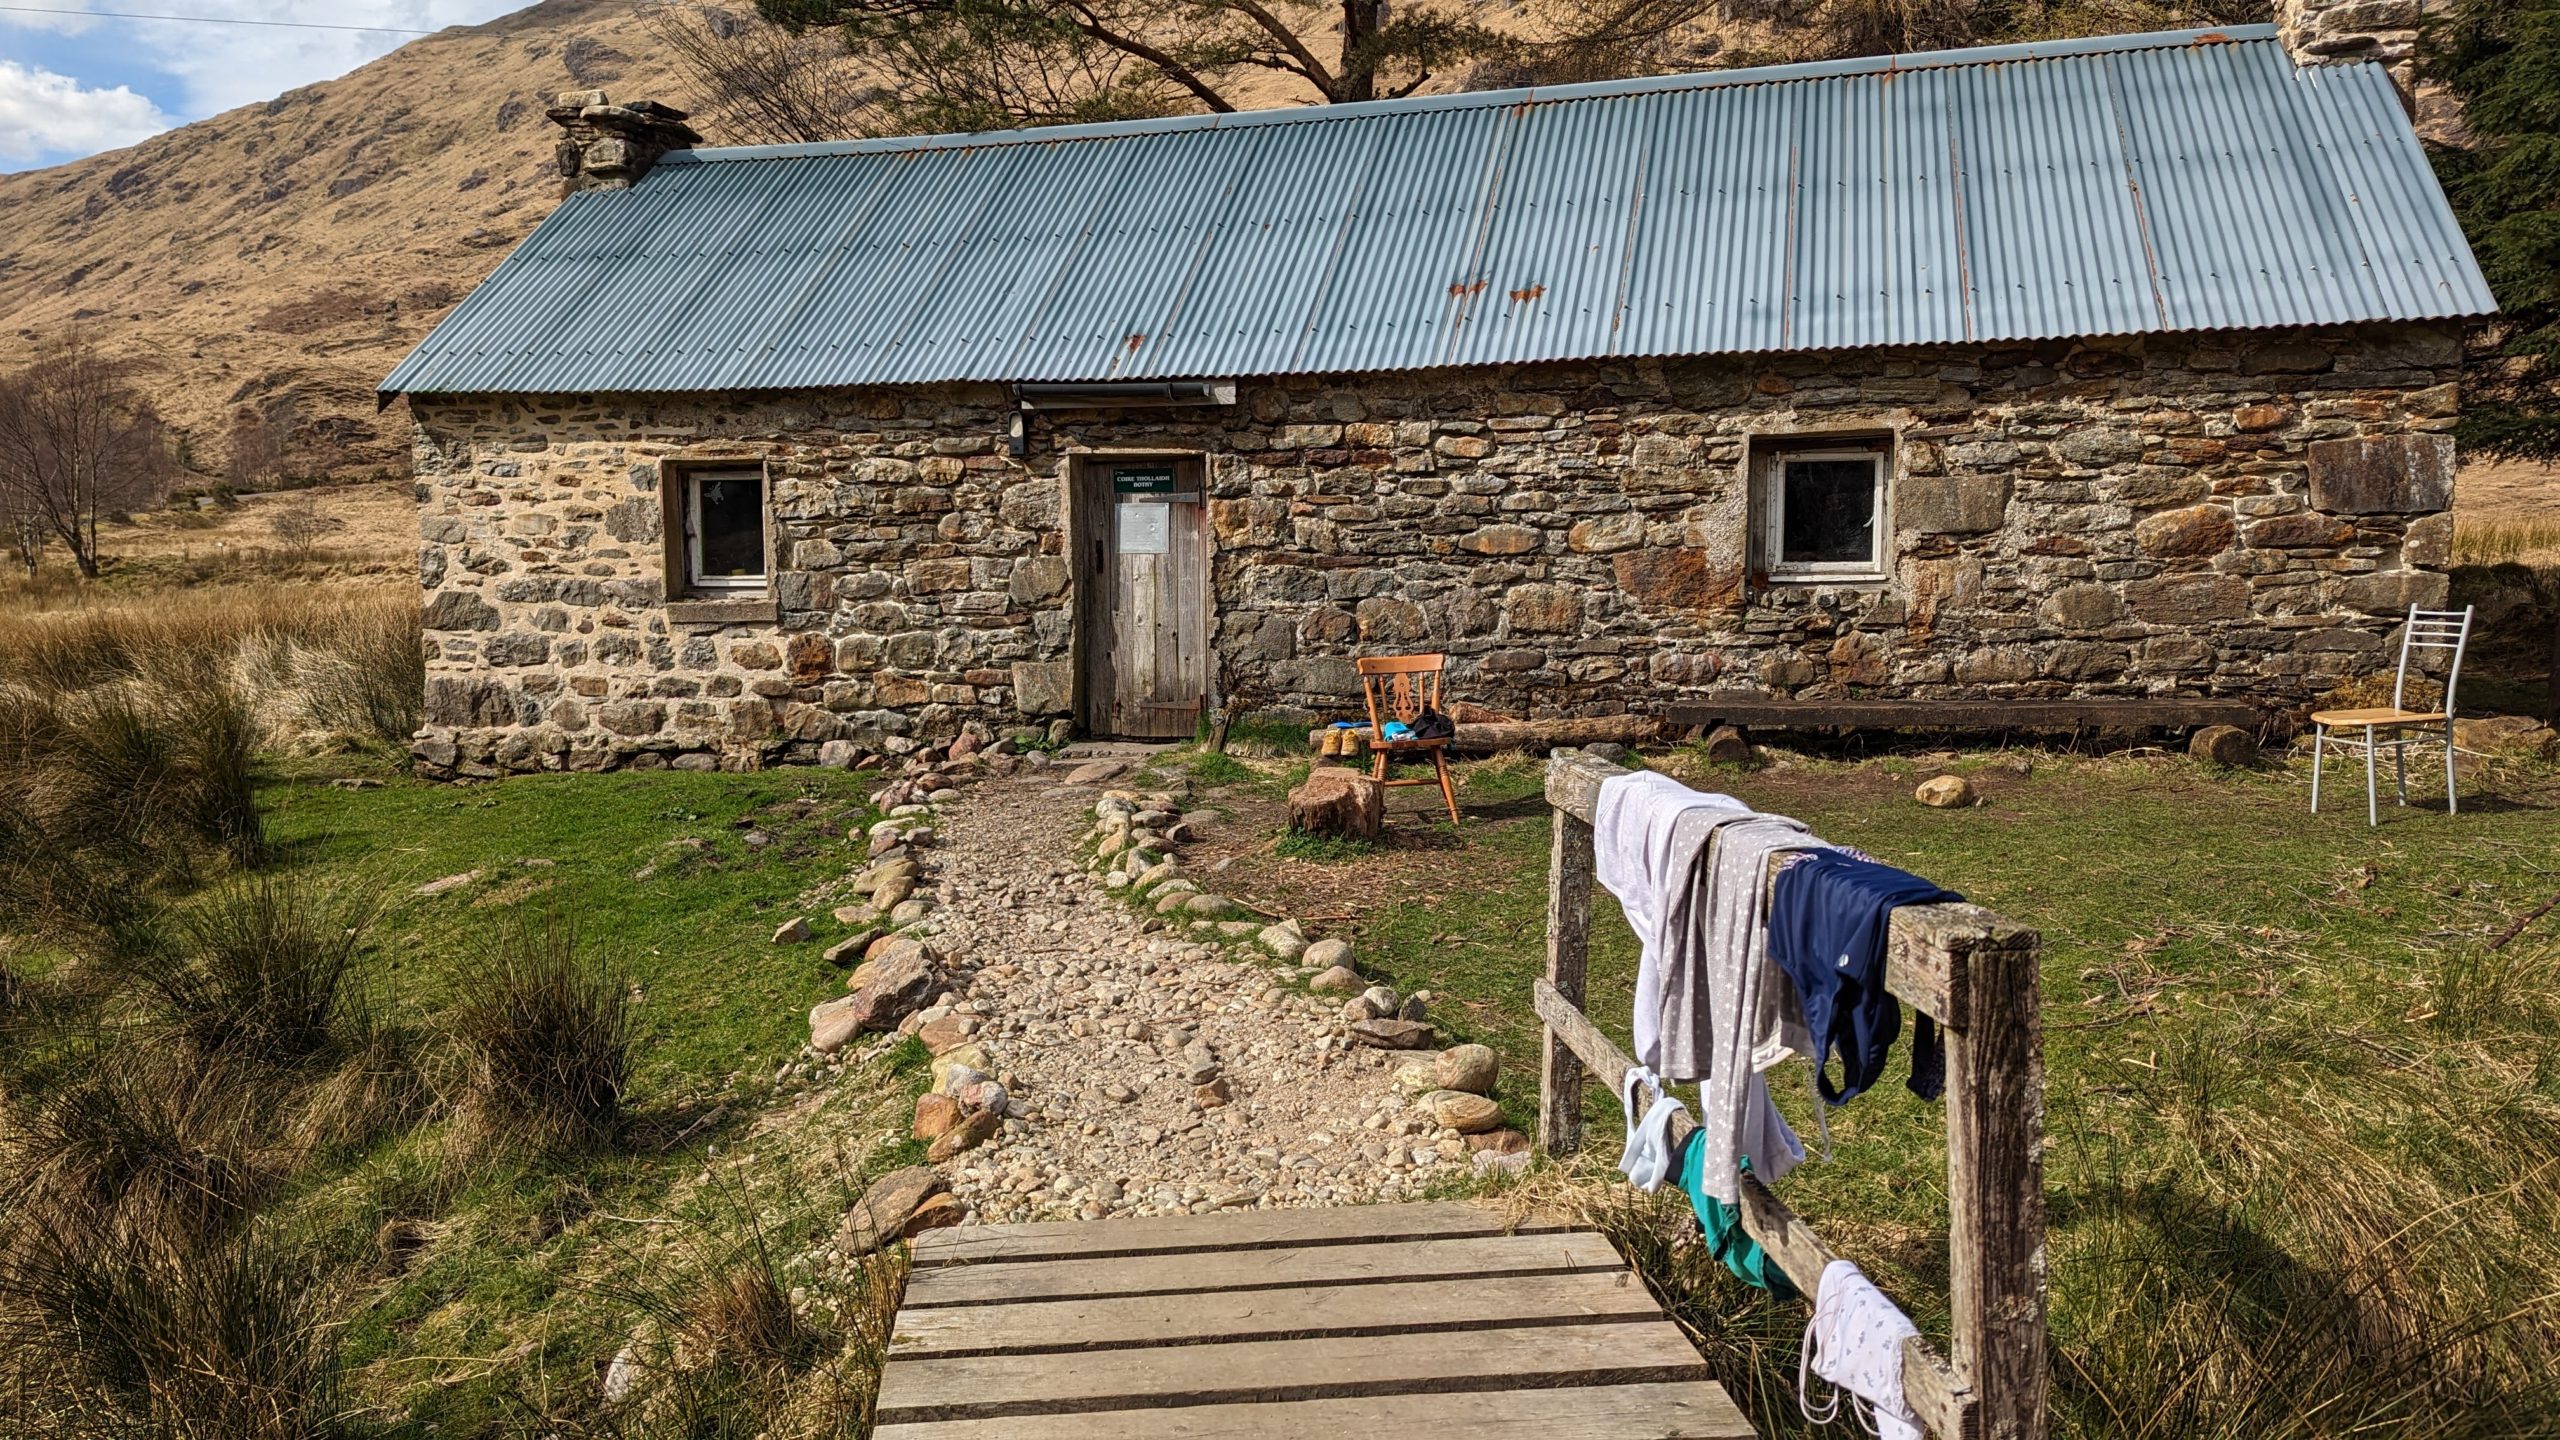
[0,1,522,171]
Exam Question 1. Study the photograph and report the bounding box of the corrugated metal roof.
[380,26,2495,396]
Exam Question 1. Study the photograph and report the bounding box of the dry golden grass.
[0,582,422,751]
[2454,516,2560,566]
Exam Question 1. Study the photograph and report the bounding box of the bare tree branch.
[0,334,172,580]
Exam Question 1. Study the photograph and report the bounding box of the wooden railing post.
[1943,925,2049,1440]
[1539,798,1596,1157]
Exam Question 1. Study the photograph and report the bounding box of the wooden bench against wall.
[1534,749,2051,1440]
[1664,696,2267,737]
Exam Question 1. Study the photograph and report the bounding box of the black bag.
[1409,706,1456,742]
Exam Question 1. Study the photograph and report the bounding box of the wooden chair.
[2309,604,2473,827]
[1356,653,1461,825]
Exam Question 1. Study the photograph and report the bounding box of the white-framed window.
[682,469,767,592]
[1759,442,1888,581]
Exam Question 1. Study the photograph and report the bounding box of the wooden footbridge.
[875,751,2048,1438]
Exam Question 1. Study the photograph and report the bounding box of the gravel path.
[907,766,1490,1225]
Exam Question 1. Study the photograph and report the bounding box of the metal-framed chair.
[2308,604,2473,827]
[1355,653,1462,826]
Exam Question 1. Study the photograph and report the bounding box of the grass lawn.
[10,761,927,1435]
[259,762,881,1097]
[1171,742,2560,1438]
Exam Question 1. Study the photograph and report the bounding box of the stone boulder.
[1309,965,1364,994]
[926,1107,1001,1162]
[912,1092,962,1140]
[807,995,865,1055]
[836,1165,947,1256]
[904,1192,967,1237]
[838,947,938,1036]
[1286,769,1383,840]
[1350,1017,1437,1050]
[1434,1043,1499,1096]
[1429,1090,1504,1134]
[1915,774,1974,808]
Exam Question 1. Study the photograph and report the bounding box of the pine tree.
[2426,0,2560,460]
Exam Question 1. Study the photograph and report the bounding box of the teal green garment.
[1676,1130,1800,1299]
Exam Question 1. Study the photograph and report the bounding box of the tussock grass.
[120,875,372,1064]
[545,1159,909,1439]
[4,1051,275,1248]
[0,677,267,880]
[0,1223,355,1440]
[443,912,636,1154]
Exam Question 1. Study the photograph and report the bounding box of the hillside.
[0,0,694,475]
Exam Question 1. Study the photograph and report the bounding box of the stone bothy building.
[383,19,2494,777]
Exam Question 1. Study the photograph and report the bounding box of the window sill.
[1764,572,1890,587]
[667,596,777,625]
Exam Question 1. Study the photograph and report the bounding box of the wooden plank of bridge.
[875,1201,1756,1438]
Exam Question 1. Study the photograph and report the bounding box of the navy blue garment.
[1768,851,1963,1104]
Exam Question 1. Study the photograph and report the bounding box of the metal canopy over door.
[1075,458,1210,739]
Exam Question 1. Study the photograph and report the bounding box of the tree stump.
[1287,769,1383,839]
[1699,724,1753,765]
[2188,724,2259,768]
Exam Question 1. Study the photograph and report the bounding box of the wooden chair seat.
[2310,706,2449,729]
[1356,654,1462,825]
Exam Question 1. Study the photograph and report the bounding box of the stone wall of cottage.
[408,325,2461,777]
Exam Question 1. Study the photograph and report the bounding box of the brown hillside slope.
[0,0,694,474]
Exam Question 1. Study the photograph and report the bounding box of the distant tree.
[0,334,173,580]
[2424,0,2560,462]
[1751,0,2269,65]
[698,0,1721,138]
[2,492,43,579]
[646,3,880,144]
[267,496,346,563]
[225,399,297,491]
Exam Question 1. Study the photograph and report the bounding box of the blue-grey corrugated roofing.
[379,25,2495,396]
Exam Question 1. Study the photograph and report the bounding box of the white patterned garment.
[1615,1065,1688,1193]
[1673,813,1829,1201]
[1802,1259,1925,1440]
[1590,770,1749,1075]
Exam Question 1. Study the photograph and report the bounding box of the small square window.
[1759,443,1887,580]
[683,470,767,592]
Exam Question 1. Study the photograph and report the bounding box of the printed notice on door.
[1118,502,1170,554]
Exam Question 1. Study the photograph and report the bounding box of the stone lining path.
[791,744,1535,1245]
[914,763,1501,1224]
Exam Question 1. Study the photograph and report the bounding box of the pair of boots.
[1318,727,1367,760]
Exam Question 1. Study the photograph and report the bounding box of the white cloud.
[3,2,523,125]
[0,61,172,164]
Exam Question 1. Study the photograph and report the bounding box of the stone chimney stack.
[2272,0,2428,108]
[548,92,702,195]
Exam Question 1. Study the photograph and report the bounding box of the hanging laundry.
[1801,1259,1924,1440]
[1674,1134,1798,1297]
[1675,812,1830,1203]
[1591,770,1749,1075]
[1768,850,1963,1104]
[1616,1066,1687,1193]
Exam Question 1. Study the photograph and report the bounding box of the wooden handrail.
[1535,749,2050,1440]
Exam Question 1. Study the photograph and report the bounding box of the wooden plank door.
[1076,458,1209,739]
